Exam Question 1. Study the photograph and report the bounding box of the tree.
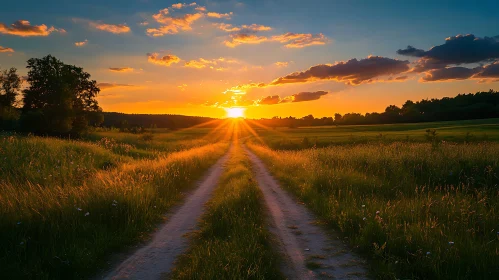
[0,68,22,130]
[21,55,103,136]
[0,67,21,107]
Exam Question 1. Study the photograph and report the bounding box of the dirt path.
[103,150,231,280]
[244,146,368,279]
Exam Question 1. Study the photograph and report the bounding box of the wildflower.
[426,251,431,255]
[395,261,398,264]
[16,222,21,225]
[76,208,82,211]
[363,217,367,221]
[84,212,90,217]
[362,205,365,208]
[448,241,454,245]
[376,211,380,215]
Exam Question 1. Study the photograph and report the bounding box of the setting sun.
[225,107,246,118]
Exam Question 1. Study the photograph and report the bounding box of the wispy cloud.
[148,13,203,36]
[0,20,65,37]
[89,21,131,34]
[97,83,137,90]
[207,12,233,19]
[224,33,268,47]
[147,53,181,66]
[108,67,134,73]
[271,32,328,48]
[275,61,290,67]
[0,46,14,52]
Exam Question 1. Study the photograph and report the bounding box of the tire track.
[244,146,368,279]
[103,149,231,280]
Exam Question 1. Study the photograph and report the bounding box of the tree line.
[254,90,499,128]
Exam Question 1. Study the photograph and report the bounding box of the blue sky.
[1,0,499,118]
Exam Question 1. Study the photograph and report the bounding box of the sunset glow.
[225,107,245,118]
[1,1,498,118]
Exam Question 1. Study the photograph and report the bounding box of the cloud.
[97,83,137,90]
[275,61,289,67]
[86,21,130,34]
[396,45,425,57]
[0,20,65,37]
[148,12,203,36]
[171,2,197,9]
[109,67,134,72]
[474,62,499,79]
[147,53,181,66]
[139,21,149,26]
[282,91,329,103]
[270,56,410,86]
[195,6,207,12]
[177,84,188,91]
[421,66,480,82]
[224,33,268,47]
[207,12,233,19]
[257,95,280,105]
[184,57,239,70]
[74,39,88,47]
[214,23,272,32]
[399,34,499,72]
[0,46,14,53]
[271,32,328,48]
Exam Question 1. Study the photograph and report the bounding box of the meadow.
[0,128,230,279]
[247,118,499,279]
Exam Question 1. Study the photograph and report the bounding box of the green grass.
[0,130,229,279]
[170,145,283,280]
[250,118,499,149]
[248,142,499,280]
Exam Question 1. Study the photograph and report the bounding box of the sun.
[225,107,246,118]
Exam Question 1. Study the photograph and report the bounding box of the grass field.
[250,118,499,149]
[0,129,229,279]
[2,118,499,279]
[248,140,499,279]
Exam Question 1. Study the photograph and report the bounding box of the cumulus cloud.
[258,95,280,105]
[207,12,233,19]
[109,67,134,72]
[147,53,181,66]
[148,12,203,36]
[270,56,410,86]
[74,39,88,47]
[0,46,14,52]
[195,6,207,12]
[474,62,499,79]
[421,67,480,82]
[0,20,65,37]
[97,83,137,90]
[171,2,197,9]
[271,32,328,48]
[399,34,499,72]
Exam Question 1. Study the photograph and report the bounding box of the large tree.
[21,55,103,135]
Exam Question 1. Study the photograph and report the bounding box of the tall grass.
[249,142,499,279]
[170,145,283,279]
[0,138,229,279]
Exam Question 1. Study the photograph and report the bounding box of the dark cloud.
[399,34,499,72]
[473,62,499,79]
[421,67,480,82]
[397,45,425,57]
[256,91,329,105]
[258,95,280,105]
[97,83,136,90]
[269,56,410,85]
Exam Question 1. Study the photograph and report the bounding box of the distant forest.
[254,90,499,128]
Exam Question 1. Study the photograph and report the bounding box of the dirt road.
[244,146,368,279]
[103,151,230,280]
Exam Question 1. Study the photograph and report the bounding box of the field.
[1,118,498,279]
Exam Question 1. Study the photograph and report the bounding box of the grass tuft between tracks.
[170,145,284,279]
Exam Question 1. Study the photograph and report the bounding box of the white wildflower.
[84,212,90,217]
[376,211,380,214]
[362,205,365,208]
[76,208,82,211]
[448,241,454,245]
[426,251,431,255]
[363,217,367,221]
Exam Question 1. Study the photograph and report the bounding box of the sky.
[1,0,499,119]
